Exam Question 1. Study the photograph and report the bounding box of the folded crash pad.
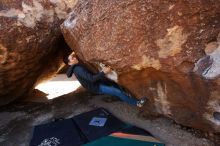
[83,134,165,146]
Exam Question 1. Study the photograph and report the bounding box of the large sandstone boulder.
[61,0,220,132]
[0,0,77,105]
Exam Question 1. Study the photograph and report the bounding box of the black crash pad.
[72,108,128,141]
[30,108,127,146]
[30,108,162,146]
[29,119,84,146]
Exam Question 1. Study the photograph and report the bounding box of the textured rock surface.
[61,0,220,132]
[0,0,77,105]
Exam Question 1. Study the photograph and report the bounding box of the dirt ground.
[0,87,215,146]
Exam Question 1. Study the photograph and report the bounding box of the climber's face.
[68,54,78,65]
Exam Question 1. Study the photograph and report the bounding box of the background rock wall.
[61,0,220,132]
[0,0,77,105]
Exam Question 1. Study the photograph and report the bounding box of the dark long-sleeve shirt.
[66,63,106,92]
